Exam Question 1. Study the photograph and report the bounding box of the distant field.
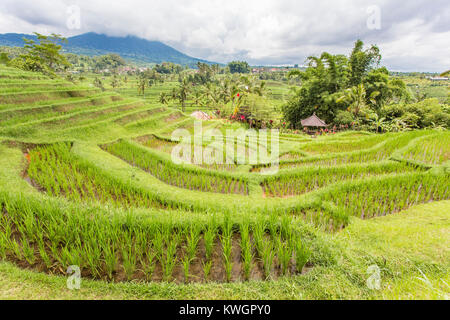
[402,77,449,103]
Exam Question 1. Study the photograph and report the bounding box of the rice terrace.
[0,0,449,303]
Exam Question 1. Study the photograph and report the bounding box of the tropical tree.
[9,33,71,77]
[190,89,204,107]
[137,77,147,96]
[177,78,191,112]
[282,40,406,127]
[111,75,121,89]
[159,92,169,106]
[348,39,381,86]
[137,75,154,97]
[253,81,268,97]
[369,114,388,133]
[228,61,251,74]
[0,52,10,64]
[288,69,302,79]
[337,84,379,117]
[93,77,105,91]
[202,82,219,106]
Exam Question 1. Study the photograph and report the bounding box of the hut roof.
[190,111,211,121]
[301,113,328,127]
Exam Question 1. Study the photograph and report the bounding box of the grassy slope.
[0,201,448,300]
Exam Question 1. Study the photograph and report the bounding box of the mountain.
[0,32,216,67]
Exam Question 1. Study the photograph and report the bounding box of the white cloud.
[0,0,449,71]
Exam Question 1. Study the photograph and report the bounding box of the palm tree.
[239,75,253,93]
[337,84,378,117]
[288,69,302,79]
[159,92,169,106]
[177,78,191,112]
[202,83,217,106]
[190,89,204,107]
[370,114,388,133]
[440,70,450,77]
[219,79,231,104]
[253,81,268,97]
[137,77,147,96]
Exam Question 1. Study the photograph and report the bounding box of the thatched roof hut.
[301,113,328,127]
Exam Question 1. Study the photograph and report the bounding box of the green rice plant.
[261,240,276,279]
[253,220,266,256]
[27,143,164,210]
[324,172,450,218]
[83,241,102,279]
[162,237,179,282]
[255,131,432,171]
[38,241,52,269]
[280,215,294,242]
[182,256,192,283]
[276,238,293,276]
[122,246,137,281]
[301,134,388,155]
[294,237,311,274]
[0,216,12,260]
[61,245,83,270]
[202,260,212,282]
[9,239,23,261]
[0,234,7,260]
[152,229,165,265]
[263,161,423,197]
[220,230,233,283]
[401,133,450,165]
[141,248,157,281]
[240,222,254,281]
[103,243,118,280]
[104,140,249,195]
[21,237,36,265]
[185,224,201,261]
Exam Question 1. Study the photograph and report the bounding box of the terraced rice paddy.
[0,65,449,297]
[400,132,450,165]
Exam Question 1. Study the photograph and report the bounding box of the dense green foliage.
[7,33,71,77]
[282,40,449,131]
[228,61,251,74]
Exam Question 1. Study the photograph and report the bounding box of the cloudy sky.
[0,0,449,72]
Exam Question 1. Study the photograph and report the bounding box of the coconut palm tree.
[253,81,268,97]
[137,77,147,96]
[218,79,232,104]
[190,89,204,107]
[177,78,191,112]
[288,69,303,78]
[159,92,169,106]
[202,83,213,105]
[239,75,253,93]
